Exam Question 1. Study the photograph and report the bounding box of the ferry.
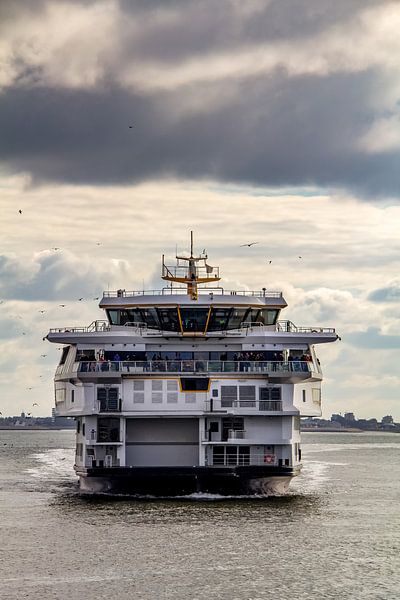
[46,234,339,495]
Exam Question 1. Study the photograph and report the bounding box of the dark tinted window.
[207,307,232,331]
[157,307,180,332]
[59,346,70,365]
[180,308,209,332]
[180,378,210,391]
[258,309,279,325]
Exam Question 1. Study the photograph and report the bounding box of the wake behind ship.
[46,234,339,495]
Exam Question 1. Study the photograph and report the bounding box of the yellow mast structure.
[162,232,220,299]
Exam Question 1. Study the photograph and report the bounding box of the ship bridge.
[99,233,287,335]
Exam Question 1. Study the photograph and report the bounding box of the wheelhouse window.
[227,308,248,330]
[207,307,232,331]
[157,307,180,332]
[59,346,70,365]
[180,308,209,332]
[258,308,279,325]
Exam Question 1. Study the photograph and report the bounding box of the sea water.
[0,430,399,600]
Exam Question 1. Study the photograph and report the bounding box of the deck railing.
[204,400,283,412]
[209,452,279,467]
[78,360,313,375]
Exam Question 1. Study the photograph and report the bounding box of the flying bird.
[93,297,99,300]
[240,242,259,247]
[32,403,39,406]
[59,304,66,307]
[96,242,102,246]
[267,260,272,264]
[298,256,302,259]
[38,310,46,314]
[40,354,47,357]
[18,209,22,214]
[78,298,84,301]
[128,125,134,128]
[51,247,60,251]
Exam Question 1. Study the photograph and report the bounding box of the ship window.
[226,308,248,330]
[133,380,145,403]
[76,349,96,361]
[258,309,279,325]
[157,307,180,332]
[97,418,120,442]
[107,310,119,325]
[239,386,256,407]
[97,388,119,411]
[120,309,143,326]
[243,308,260,324]
[71,389,75,403]
[180,378,210,392]
[59,346,70,365]
[180,308,209,332]
[207,307,232,331]
[139,308,159,329]
[221,385,237,407]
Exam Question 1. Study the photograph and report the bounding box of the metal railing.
[277,320,336,334]
[49,320,110,334]
[205,400,282,412]
[227,429,247,440]
[78,360,313,374]
[102,289,283,298]
[209,452,279,467]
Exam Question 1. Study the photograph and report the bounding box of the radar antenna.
[162,231,220,299]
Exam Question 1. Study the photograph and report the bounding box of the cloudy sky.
[1,0,399,419]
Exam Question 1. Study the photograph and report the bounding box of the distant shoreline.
[301,427,399,433]
[0,426,74,431]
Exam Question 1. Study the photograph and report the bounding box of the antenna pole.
[190,231,193,258]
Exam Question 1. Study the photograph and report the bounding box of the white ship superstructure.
[47,235,339,495]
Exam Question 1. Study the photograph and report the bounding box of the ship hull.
[76,465,300,496]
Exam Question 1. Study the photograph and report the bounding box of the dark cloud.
[2,70,399,196]
[0,252,128,301]
[0,0,399,197]
[368,281,400,302]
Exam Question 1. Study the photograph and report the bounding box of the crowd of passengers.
[78,350,313,372]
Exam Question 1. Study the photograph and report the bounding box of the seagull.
[41,354,47,357]
[27,387,33,390]
[32,403,39,406]
[128,125,134,128]
[96,242,101,246]
[240,242,259,247]
[78,298,84,301]
[51,247,60,251]
[267,260,272,264]
[59,304,66,307]
[19,209,22,214]
[38,310,46,314]
[298,256,302,259]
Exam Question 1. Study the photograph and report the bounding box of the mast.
[161,231,220,299]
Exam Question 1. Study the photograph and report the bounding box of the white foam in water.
[290,460,334,493]
[26,448,76,482]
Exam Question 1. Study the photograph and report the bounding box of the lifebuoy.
[264,454,274,464]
